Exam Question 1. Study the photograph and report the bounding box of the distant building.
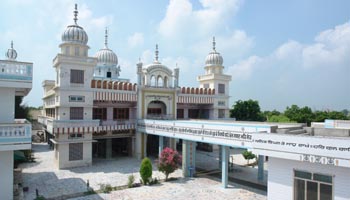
[0,41,33,200]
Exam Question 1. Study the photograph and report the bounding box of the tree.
[139,157,152,185]
[242,150,256,165]
[230,99,265,121]
[268,115,295,123]
[284,105,314,125]
[158,147,182,181]
[314,110,348,122]
[15,96,32,121]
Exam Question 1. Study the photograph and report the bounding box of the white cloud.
[128,32,144,48]
[158,0,242,39]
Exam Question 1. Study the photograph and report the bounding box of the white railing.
[52,119,100,128]
[0,120,31,144]
[146,114,174,120]
[0,61,33,81]
[100,119,136,126]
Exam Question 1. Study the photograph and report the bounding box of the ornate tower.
[197,37,232,119]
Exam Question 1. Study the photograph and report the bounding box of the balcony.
[0,119,31,151]
[0,61,32,81]
[146,114,174,120]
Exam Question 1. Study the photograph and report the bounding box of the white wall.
[0,151,14,200]
[268,157,350,200]
[0,88,15,123]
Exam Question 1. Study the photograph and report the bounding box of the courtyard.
[19,143,266,200]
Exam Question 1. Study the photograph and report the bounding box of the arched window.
[157,75,163,87]
[150,75,156,86]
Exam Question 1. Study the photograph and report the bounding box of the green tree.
[314,110,348,122]
[139,157,152,185]
[268,115,295,123]
[284,105,314,125]
[15,96,32,120]
[230,99,265,121]
[242,150,256,165]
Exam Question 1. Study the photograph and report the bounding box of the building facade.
[38,4,231,169]
[0,41,33,200]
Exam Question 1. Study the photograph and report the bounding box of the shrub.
[139,157,152,185]
[158,147,182,181]
[99,184,113,193]
[148,177,159,185]
[127,174,135,188]
[242,150,256,165]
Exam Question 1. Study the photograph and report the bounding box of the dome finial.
[155,44,159,62]
[6,40,17,60]
[212,36,216,52]
[104,27,108,48]
[73,4,78,24]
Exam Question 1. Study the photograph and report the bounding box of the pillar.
[143,133,147,158]
[106,138,112,159]
[258,155,265,181]
[135,132,142,159]
[182,140,196,177]
[219,146,222,169]
[221,145,229,188]
[159,136,164,158]
[0,151,14,200]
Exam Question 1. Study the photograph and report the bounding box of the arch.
[91,80,96,88]
[128,83,133,91]
[113,81,118,90]
[181,87,186,93]
[108,81,113,89]
[150,75,156,86]
[204,88,208,95]
[147,100,167,119]
[212,89,215,95]
[133,83,137,91]
[190,87,195,94]
[164,76,168,87]
[199,88,203,94]
[97,80,102,89]
[186,87,190,94]
[102,80,108,89]
[157,75,163,87]
[118,82,123,90]
[123,82,128,90]
[195,88,199,94]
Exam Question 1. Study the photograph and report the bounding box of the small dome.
[205,51,223,66]
[62,25,88,45]
[205,37,223,67]
[94,28,118,65]
[95,48,118,65]
[61,4,88,45]
[6,41,17,60]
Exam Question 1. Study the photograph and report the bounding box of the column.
[135,132,142,159]
[143,133,147,158]
[221,145,229,188]
[182,140,196,177]
[218,146,222,169]
[159,136,164,158]
[182,140,189,177]
[106,138,112,159]
[190,141,196,176]
[0,151,14,200]
[258,155,265,181]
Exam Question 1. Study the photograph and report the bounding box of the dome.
[6,41,17,60]
[94,29,118,65]
[95,48,118,65]
[61,4,88,45]
[205,37,223,67]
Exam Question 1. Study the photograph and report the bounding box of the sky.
[0,0,349,111]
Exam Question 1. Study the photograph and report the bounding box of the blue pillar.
[258,155,264,181]
[221,145,229,188]
[159,136,164,158]
[182,140,190,177]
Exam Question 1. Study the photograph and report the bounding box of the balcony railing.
[100,119,136,126]
[146,114,174,120]
[0,61,33,81]
[0,119,31,144]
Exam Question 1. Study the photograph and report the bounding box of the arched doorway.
[147,100,166,119]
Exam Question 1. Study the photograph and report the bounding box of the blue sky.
[0,0,349,111]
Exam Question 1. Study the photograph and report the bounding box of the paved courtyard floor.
[20,143,267,200]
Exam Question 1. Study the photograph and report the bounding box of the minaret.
[197,37,232,119]
[6,41,18,61]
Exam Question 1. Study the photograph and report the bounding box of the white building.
[0,41,33,200]
[38,4,350,200]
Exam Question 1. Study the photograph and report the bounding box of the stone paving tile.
[20,143,267,200]
[69,177,267,200]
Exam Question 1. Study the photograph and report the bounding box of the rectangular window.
[70,107,84,120]
[218,109,225,118]
[75,47,80,56]
[65,46,70,55]
[218,84,225,94]
[203,83,209,88]
[218,101,225,106]
[293,170,333,200]
[177,109,184,119]
[45,108,55,118]
[70,69,84,84]
[113,108,129,120]
[69,143,83,161]
[93,108,107,120]
[69,95,85,102]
